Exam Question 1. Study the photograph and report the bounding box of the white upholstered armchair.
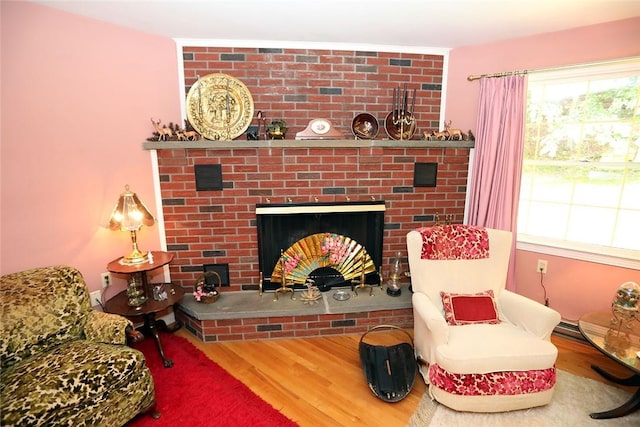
[406,225,561,412]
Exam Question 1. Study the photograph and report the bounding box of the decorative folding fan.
[271,233,377,285]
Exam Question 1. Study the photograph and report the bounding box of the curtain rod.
[467,57,639,81]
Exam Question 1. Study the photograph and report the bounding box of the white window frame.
[517,58,640,271]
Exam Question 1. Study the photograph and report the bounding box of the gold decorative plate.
[186,73,254,140]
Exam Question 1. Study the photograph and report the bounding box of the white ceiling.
[33,0,640,50]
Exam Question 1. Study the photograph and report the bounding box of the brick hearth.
[175,286,413,342]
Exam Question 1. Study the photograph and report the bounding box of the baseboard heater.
[553,320,585,342]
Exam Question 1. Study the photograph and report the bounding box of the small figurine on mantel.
[444,120,463,140]
[175,123,200,141]
[150,118,175,141]
[422,120,475,142]
[147,119,200,142]
[265,119,287,140]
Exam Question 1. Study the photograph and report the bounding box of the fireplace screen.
[256,201,385,291]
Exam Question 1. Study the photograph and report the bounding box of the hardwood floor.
[175,329,636,427]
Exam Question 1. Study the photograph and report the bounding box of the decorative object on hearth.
[265,119,287,139]
[351,113,379,139]
[333,289,351,301]
[185,73,254,141]
[358,324,417,402]
[296,118,346,140]
[272,233,377,288]
[434,213,454,226]
[108,185,155,266]
[193,271,221,304]
[351,250,375,296]
[299,279,322,305]
[385,84,417,140]
[274,249,296,301]
[611,281,640,329]
[386,251,404,296]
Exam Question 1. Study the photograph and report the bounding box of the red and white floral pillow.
[440,290,501,325]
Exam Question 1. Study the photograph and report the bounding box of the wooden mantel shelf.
[142,139,475,150]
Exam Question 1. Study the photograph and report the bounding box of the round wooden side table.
[105,251,184,367]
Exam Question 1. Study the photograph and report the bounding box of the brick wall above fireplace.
[146,140,473,291]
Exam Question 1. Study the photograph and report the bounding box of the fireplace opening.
[256,201,385,291]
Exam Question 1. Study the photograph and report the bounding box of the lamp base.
[120,249,149,266]
[386,285,402,297]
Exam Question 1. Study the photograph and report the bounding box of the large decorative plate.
[185,73,254,140]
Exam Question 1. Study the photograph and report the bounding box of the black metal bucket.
[358,325,417,402]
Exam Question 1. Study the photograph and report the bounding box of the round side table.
[105,251,184,367]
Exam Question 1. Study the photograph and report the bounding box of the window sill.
[516,240,639,271]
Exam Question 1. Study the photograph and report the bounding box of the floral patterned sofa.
[0,265,157,426]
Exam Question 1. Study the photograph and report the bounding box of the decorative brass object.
[299,279,322,305]
[186,73,254,140]
[274,249,295,301]
[385,84,417,140]
[265,119,287,139]
[351,251,375,296]
[108,185,155,266]
[434,213,454,225]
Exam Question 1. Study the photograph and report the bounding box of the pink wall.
[1,2,181,293]
[445,18,640,321]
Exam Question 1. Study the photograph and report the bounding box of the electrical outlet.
[100,272,111,288]
[90,290,102,307]
[536,259,548,274]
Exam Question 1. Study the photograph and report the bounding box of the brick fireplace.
[142,45,473,341]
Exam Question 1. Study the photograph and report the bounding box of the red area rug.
[128,332,298,427]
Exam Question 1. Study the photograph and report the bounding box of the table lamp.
[108,185,155,265]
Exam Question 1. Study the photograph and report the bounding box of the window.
[517,59,640,268]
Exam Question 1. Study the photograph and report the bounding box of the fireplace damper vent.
[256,201,385,291]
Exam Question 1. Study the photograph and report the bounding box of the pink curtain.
[468,75,526,290]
